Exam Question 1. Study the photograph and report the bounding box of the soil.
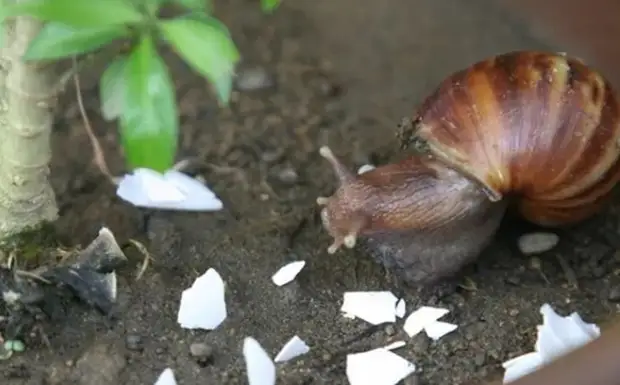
[3,0,620,384]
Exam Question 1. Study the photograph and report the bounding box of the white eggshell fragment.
[274,335,310,362]
[177,268,227,330]
[271,261,306,286]
[341,291,400,325]
[116,168,223,211]
[346,347,415,385]
[243,337,276,385]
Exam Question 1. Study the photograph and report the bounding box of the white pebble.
[518,232,559,255]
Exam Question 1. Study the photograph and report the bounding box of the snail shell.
[317,50,620,285]
[399,50,620,226]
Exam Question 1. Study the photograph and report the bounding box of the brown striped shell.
[398,50,620,226]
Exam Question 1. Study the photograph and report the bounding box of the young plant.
[0,0,280,240]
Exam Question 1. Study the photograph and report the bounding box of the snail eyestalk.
[319,146,355,183]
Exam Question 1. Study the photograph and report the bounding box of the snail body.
[317,51,620,285]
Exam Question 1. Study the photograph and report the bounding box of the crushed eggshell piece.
[274,335,310,363]
[154,368,177,385]
[116,168,223,211]
[341,291,400,325]
[243,337,276,385]
[502,303,600,383]
[423,321,458,340]
[395,299,406,318]
[346,347,416,385]
[403,306,454,338]
[383,341,406,350]
[177,268,227,330]
[535,303,600,358]
[271,261,306,286]
[502,352,544,383]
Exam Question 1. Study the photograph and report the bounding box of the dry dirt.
[2,0,620,384]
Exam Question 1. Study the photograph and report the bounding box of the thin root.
[6,251,16,269]
[15,270,51,285]
[72,57,119,186]
[33,324,52,351]
[128,239,154,281]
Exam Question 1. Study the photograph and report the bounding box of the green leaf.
[158,16,239,104]
[5,0,144,28]
[23,22,128,60]
[100,56,128,121]
[261,0,280,13]
[174,0,209,11]
[142,0,167,15]
[120,34,178,172]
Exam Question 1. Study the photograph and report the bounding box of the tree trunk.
[0,7,58,242]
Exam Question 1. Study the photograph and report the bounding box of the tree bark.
[0,6,58,241]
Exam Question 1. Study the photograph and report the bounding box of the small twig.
[15,270,51,285]
[72,57,120,186]
[54,54,95,95]
[6,251,16,270]
[127,239,154,281]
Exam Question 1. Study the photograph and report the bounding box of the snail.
[317,50,620,285]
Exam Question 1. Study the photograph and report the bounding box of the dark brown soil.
[3,0,620,384]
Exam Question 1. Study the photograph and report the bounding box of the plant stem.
[0,6,58,241]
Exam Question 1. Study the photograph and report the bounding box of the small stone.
[73,339,126,385]
[190,342,212,357]
[518,232,559,255]
[608,285,620,302]
[125,335,143,352]
[410,334,430,354]
[487,348,501,360]
[319,80,342,98]
[508,308,519,317]
[189,342,214,365]
[384,324,396,336]
[235,67,274,91]
[528,257,542,270]
[261,149,284,163]
[474,352,486,366]
[277,167,299,184]
[505,276,521,286]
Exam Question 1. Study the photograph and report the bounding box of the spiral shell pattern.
[406,51,620,226]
